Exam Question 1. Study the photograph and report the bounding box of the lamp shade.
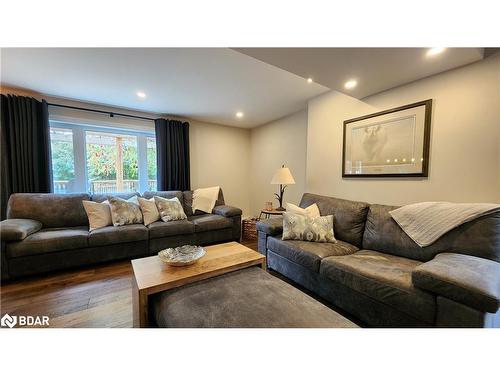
[271,167,295,185]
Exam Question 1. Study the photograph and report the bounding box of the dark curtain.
[1,94,52,219]
[154,118,190,191]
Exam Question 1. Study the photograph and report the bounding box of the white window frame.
[49,120,156,194]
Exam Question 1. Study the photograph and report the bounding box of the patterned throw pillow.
[282,213,337,243]
[154,196,187,222]
[108,197,144,226]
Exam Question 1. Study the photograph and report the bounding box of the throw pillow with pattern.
[282,213,336,243]
[108,197,144,226]
[154,196,187,222]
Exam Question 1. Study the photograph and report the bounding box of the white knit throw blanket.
[389,202,500,247]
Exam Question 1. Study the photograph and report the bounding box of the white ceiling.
[0,48,328,128]
[234,48,485,98]
[1,48,489,128]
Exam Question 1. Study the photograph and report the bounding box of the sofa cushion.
[212,205,242,218]
[320,250,436,324]
[0,219,42,241]
[412,253,500,313]
[267,236,358,273]
[88,224,148,247]
[189,214,233,232]
[6,227,89,258]
[148,220,195,239]
[256,217,283,236]
[7,193,90,228]
[362,204,500,262]
[299,193,369,248]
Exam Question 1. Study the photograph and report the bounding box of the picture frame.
[342,99,432,178]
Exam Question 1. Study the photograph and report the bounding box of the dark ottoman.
[152,266,358,328]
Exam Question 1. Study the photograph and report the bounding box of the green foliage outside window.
[51,140,75,181]
[147,145,157,180]
[86,143,139,180]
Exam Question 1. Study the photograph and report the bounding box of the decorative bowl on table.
[158,245,206,266]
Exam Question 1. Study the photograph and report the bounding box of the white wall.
[249,110,308,216]
[306,54,500,205]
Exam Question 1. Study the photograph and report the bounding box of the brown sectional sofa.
[257,193,500,328]
[0,189,241,280]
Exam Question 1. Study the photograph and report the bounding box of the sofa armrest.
[0,219,42,241]
[412,253,500,313]
[256,217,283,236]
[256,217,283,257]
[212,205,242,218]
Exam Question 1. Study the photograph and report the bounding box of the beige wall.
[306,54,500,205]
[249,110,308,216]
[189,119,251,215]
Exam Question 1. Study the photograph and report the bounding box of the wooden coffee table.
[131,241,265,327]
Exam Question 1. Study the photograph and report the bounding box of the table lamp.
[271,165,295,211]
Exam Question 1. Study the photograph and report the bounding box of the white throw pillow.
[138,197,161,226]
[82,200,112,231]
[127,195,140,206]
[192,186,220,214]
[286,202,321,218]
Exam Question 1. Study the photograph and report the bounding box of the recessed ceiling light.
[136,91,146,99]
[426,47,446,57]
[344,79,357,89]
[307,78,313,83]
[236,111,244,118]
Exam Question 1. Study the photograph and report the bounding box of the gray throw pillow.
[154,196,187,222]
[108,197,143,226]
[282,213,337,243]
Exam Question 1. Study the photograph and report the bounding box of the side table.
[258,209,285,220]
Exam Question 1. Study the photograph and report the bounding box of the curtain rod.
[47,102,157,122]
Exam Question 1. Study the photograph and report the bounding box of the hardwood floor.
[0,240,258,328]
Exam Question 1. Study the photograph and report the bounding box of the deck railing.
[53,180,157,193]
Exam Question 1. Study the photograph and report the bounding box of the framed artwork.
[342,99,432,178]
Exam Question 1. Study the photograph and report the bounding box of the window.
[86,131,139,193]
[147,136,157,191]
[49,122,156,193]
[50,128,75,193]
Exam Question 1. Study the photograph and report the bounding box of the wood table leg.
[132,278,148,328]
